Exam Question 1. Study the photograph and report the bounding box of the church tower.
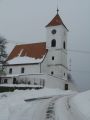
[46,9,68,85]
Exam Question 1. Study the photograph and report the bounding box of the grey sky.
[0,0,90,91]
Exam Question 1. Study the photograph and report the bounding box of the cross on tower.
[56,0,59,15]
[57,8,59,15]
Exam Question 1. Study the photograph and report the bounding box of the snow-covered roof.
[6,42,47,62]
[7,56,44,65]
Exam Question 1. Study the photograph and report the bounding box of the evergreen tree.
[0,36,7,75]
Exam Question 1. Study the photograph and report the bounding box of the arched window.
[63,41,66,49]
[51,39,56,47]
[21,67,24,73]
[9,68,12,74]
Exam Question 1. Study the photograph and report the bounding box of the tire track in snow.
[45,96,61,120]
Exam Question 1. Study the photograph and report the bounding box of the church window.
[51,39,56,47]
[51,71,54,75]
[9,68,12,74]
[0,78,1,84]
[4,79,7,83]
[63,41,66,49]
[43,80,45,87]
[52,56,54,60]
[13,78,17,84]
[64,73,65,76]
[65,83,68,90]
[21,67,24,73]
[51,29,56,34]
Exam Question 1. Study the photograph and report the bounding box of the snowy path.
[0,89,78,120]
[1,95,75,120]
[9,97,53,120]
[10,95,68,120]
[45,96,60,120]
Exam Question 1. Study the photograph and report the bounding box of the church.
[0,10,73,90]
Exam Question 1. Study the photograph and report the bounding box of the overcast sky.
[0,0,90,91]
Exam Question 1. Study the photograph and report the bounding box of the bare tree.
[0,36,7,75]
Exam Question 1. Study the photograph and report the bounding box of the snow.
[0,88,90,120]
[55,97,75,120]
[70,90,90,120]
[7,56,44,64]
[1,73,45,77]
[0,88,74,120]
[18,49,24,56]
[0,84,43,88]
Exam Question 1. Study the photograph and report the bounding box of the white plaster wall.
[61,67,68,80]
[61,51,67,67]
[47,65,67,79]
[46,25,68,81]
[1,73,67,89]
[47,50,61,65]
[6,64,40,75]
[47,50,67,65]
[1,77,13,84]
[45,75,65,89]
[46,25,67,67]
[19,74,46,86]
[7,78,13,84]
[41,55,48,74]
[19,74,66,89]
[46,25,67,50]
[47,65,62,77]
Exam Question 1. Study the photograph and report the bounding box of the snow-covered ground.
[70,90,90,120]
[0,88,90,120]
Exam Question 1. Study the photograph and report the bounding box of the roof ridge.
[16,42,46,46]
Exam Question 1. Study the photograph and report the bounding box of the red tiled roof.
[46,14,68,30]
[7,42,47,61]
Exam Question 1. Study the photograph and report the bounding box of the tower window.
[51,71,54,75]
[64,73,65,76]
[21,67,24,73]
[65,83,68,90]
[51,39,56,47]
[63,41,66,49]
[9,68,12,74]
[51,29,56,34]
[52,56,54,60]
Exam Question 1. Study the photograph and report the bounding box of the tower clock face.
[51,29,56,34]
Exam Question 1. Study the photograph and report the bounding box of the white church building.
[0,10,73,90]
